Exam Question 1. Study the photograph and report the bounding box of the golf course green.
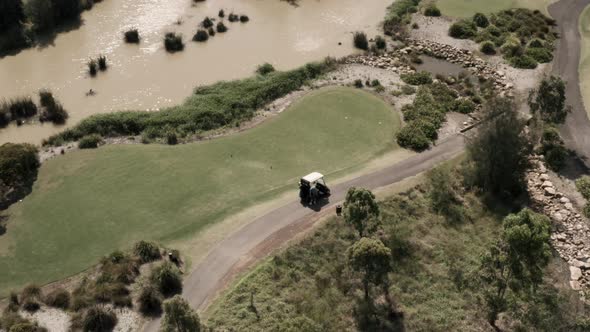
[0,87,400,295]
[436,0,553,17]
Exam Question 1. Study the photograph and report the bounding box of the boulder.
[570,266,582,280]
[544,187,556,196]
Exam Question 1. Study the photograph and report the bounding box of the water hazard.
[0,0,391,144]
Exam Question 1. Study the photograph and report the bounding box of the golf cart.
[299,172,331,205]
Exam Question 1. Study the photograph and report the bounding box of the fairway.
[436,0,553,17]
[0,87,400,294]
[580,4,590,118]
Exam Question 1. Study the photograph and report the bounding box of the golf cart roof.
[302,172,324,183]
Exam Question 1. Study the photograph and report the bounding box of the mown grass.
[436,0,554,17]
[0,87,400,295]
[207,166,587,331]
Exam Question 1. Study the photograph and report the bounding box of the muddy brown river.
[0,0,392,144]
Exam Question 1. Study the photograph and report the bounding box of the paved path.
[550,0,590,166]
[143,134,465,331]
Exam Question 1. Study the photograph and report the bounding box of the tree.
[51,0,80,22]
[467,97,532,200]
[427,167,464,223]
[25,0,54,32]
[343,187,380,237]
[347,237,392,300]
[160,295,200,332]
[479,208,551,327]
[151,262,182,297]
[0,0,25,32]
[528,75,571,124]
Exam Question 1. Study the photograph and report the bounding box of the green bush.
[575,175,590,200]
[353,79,363,88]
[449,20,477,39]
[124,29,139,43]
[375,35,386,49]
[396,124,430,151]
[43,288,70,309]
[133,240,161,263]
[529,38,545,48]
[151,262,182,297]
[193,29,208,42]
[480,40,496,55]
[424,4,441,17]
[353,31,368,50]
[82,306,117,332]
[510,55,537,69]
[473,13,489,28]
[584,204,590,218]
[454,99,476,113]
[0,143,39,208]
[401,71,432,85]
[78,134,103,149]
[256,63,275,75]
[525,47,553,63]
[165,130,178,145]
[164,32,184,52]
[216,22,228,33]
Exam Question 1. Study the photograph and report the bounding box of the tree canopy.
[347,237,392,299]
[343,187,380,237]
[528,75,571,124]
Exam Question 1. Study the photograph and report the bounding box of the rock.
[539,164,547,173]
[573,259,590,269]
[541,181,554,188]
[570,280,582,290]
[540,174,550,181]
[552,212,564,222]
[560,197,570,204]
[544,187,556,196]
[565,202,574,211]
[570,266,582,280]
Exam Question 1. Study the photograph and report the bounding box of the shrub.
[576,175,590,199]
[396,124,430,151]
[401,84,416,95]
[480,40,496,54]
[138,285,162,316]
[151,262,182,297]
[0,143,39,200]
[97,55,107,71]
[133,240,161,263]
[529,38,544,48]
[44,288,70,309]
[164,32,184,52]
[424,4,441,17]
[0,97,37,122]
[510,55,537,69]
[449,20,476,39]
[584,204,590,218]
[218,9,224,18]
[38,90,68,124]
[525,47,553,63]
[166,131,178,145]
[454,99,476,114]
[228,13,239,22]
[256,63,275,75]
[124,29,139,43]
[370,79,381,87]
[353,79,363,88]
[201,16,213,28]
[78,134,103,149]
[400,71,432,85]
[239,15,249,23]
[473,13,489,28]
[375,35,386,49]
[87,59,97,76]
[216,21,227,33]
[82,306,117,332]
[193,29,208,42]
[353,31,368,50]
[412,22,419,29]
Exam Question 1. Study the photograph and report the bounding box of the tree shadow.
[299,196,330,212]
[555,151,589,180]
[353,296,405,332]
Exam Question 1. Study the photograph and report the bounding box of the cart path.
[142,134,465,332]
[549,0,590,166]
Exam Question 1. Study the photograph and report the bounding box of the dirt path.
[141,134,465,331]
[549,0,590,166]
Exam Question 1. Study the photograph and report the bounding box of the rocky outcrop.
[527,157,590,301]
